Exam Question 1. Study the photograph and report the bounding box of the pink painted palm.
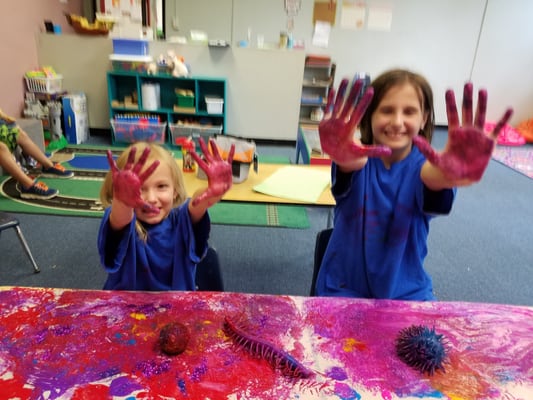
[413,83,513,182]
[190,138,235,206]
[106,146,160,211]
[318,78,391,163]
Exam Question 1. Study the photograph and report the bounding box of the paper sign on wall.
[312,20,332,48]
[340,1,366,30]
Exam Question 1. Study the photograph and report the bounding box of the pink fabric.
[485,122,526,146]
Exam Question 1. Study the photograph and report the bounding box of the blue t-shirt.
[315,147,455,300]
[98,199,210,291]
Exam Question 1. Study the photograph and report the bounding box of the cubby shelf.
[107,71,226,145]
[299,59,335,125]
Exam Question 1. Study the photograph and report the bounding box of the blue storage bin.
[111,119,166,144]
[112,39,149,56]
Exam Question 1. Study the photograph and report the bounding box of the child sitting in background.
[0,109,73,199]
[315,69,513,300]
[98,139,234,291]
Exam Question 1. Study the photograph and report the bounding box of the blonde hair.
[100,142,187,240]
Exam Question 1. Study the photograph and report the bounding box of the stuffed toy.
[516,118,533,143]
[485,121,525,146]
[168,51,189,77]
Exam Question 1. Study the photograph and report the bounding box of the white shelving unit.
[299,57,335,125]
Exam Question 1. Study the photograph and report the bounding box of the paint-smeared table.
[0,286,531,399]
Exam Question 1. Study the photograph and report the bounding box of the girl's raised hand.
[413,83,513,182]
[190,138,234,206]
[318,78,391,164]
[106,147,159,210]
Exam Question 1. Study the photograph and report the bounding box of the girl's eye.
[404,107,419,116]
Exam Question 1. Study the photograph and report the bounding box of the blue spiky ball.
[395,325,449,375]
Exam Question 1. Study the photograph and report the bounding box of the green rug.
[0,145,309,228]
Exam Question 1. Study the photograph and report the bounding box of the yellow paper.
[253,166,331,203]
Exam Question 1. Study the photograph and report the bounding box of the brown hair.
[100,142,187,240]
[359,69,435,145]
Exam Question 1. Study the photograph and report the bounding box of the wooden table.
[1,286,532,399]
[179,160,335,206]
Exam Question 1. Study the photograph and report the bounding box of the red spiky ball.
[159,322,190,355]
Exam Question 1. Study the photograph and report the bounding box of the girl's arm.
[416,83,513,190]
[318,78,391,172]
[105,147,159,230]
[188,138,234,224]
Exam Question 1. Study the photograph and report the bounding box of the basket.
[25,75,63,94]
[169,123,223,146]
[205,96,224,114]
[109,54,153,73]
[111,119,167,144]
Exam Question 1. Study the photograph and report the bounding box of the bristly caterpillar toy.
[395,324,449,375]
[223,316,314,379]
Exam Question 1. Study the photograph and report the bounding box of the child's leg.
[0,141,35,189]
[15,128,55,169]
[15,124,74,178]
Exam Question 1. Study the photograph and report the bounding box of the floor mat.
[492,145,533,179]
[0,146,309,228]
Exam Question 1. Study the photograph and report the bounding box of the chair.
[195,247,224,291]
[0,212,40,273]
[310,228,333,296]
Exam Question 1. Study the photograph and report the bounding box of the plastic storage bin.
[176,94,195,108]
[111,119,167,144]
[109,54,153,73]
[169,123,223,146]
[197,160,252,184]
[205,96,224,114]
[24,75,63,94]
[112,39,149,55]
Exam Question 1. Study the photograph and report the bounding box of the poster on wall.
[340,1,366,30]
[313,0,337,26]
[367,5,392,31]
[102,0,143,21]
[312,20,331,48]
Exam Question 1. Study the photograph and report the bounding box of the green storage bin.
[176,89,195,108]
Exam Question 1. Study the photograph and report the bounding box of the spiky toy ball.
[395,325,449,375]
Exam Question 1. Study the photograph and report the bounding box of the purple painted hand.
[413,83,513,182]
[318,78,391,164]
[106,147,160,211]
[190,138,234,206]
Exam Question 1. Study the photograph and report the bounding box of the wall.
[37,35,306,140]
[0,0,82,117]
[32,0,533,140]
[167,0,533,126]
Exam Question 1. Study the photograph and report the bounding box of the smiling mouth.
[141,206,160,215]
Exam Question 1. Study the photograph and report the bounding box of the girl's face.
[371,82,428,161]
[134,161,177,224]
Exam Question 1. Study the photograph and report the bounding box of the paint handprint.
[414,83,513,182]
[190,138,234,206]
[106,147,159,211]
[318,78,391,164]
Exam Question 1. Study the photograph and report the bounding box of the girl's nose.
[143,188,157,203]
[391,112,403,126]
